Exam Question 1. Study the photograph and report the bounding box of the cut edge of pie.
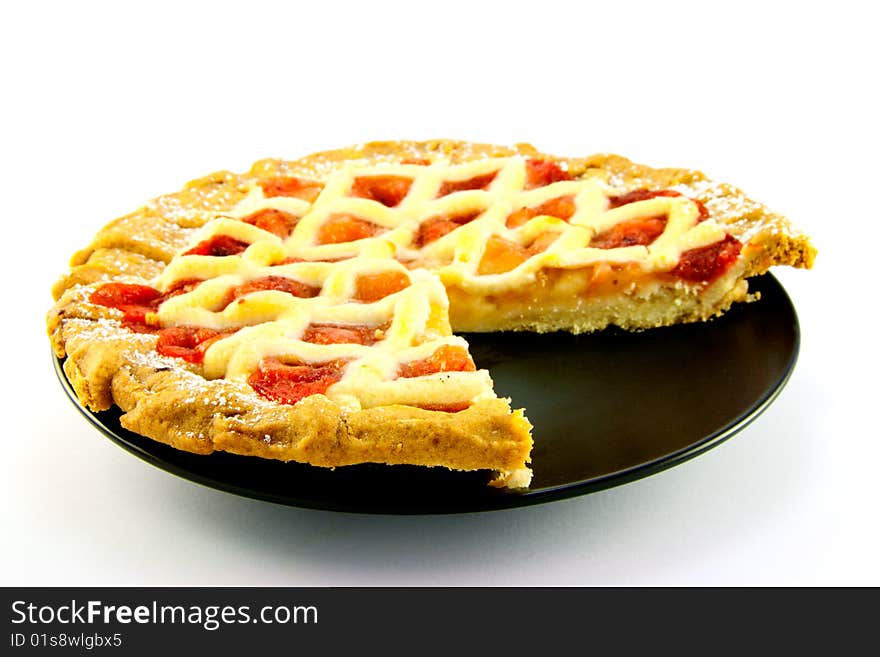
[47,139,816,489]
[54,313,532,489]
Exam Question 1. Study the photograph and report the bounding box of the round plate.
[55,274,799,514]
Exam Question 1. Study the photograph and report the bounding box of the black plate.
[55,273,799,514]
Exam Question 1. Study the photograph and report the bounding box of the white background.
[2,1,877,586]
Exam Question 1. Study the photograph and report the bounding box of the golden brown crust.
[55,313,532,478]
[48,139,815,486]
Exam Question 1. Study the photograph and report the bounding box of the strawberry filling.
[477,236,529,275]
[354,270,410,303]
[398,345,476,378]
[301,323,384,346]
[602,189,739,280]
[437,172,498,196]
[415,210,482,247]
[351,175,413,207]
[183,235,250,257]
[258,176,323,202]
[247,357,348,406]
[506,196,576,228]
[224,276,320,308]
[316,215,383,244]
[590,216,668,249]
[241,208,300,239]
[155,326,234,364]
[90,279,202,330]
[609,188,709,222]
[524,158,573,188]
[672,234,743,282]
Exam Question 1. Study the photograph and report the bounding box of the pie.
[47,140,816,488]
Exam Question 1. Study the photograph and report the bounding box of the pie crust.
[47,140,816,488]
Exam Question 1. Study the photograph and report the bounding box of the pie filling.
[90,155,745,411]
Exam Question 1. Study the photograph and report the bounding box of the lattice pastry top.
[210,155,727,293]
[139,154,739,409]
[144,255,488,410]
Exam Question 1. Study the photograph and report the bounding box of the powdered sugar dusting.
[68,317,156,346]
[127,346,272,412]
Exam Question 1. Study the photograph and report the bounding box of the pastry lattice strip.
[152,249,492,410]
[147,154,734,409]
[217,156,727,292]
